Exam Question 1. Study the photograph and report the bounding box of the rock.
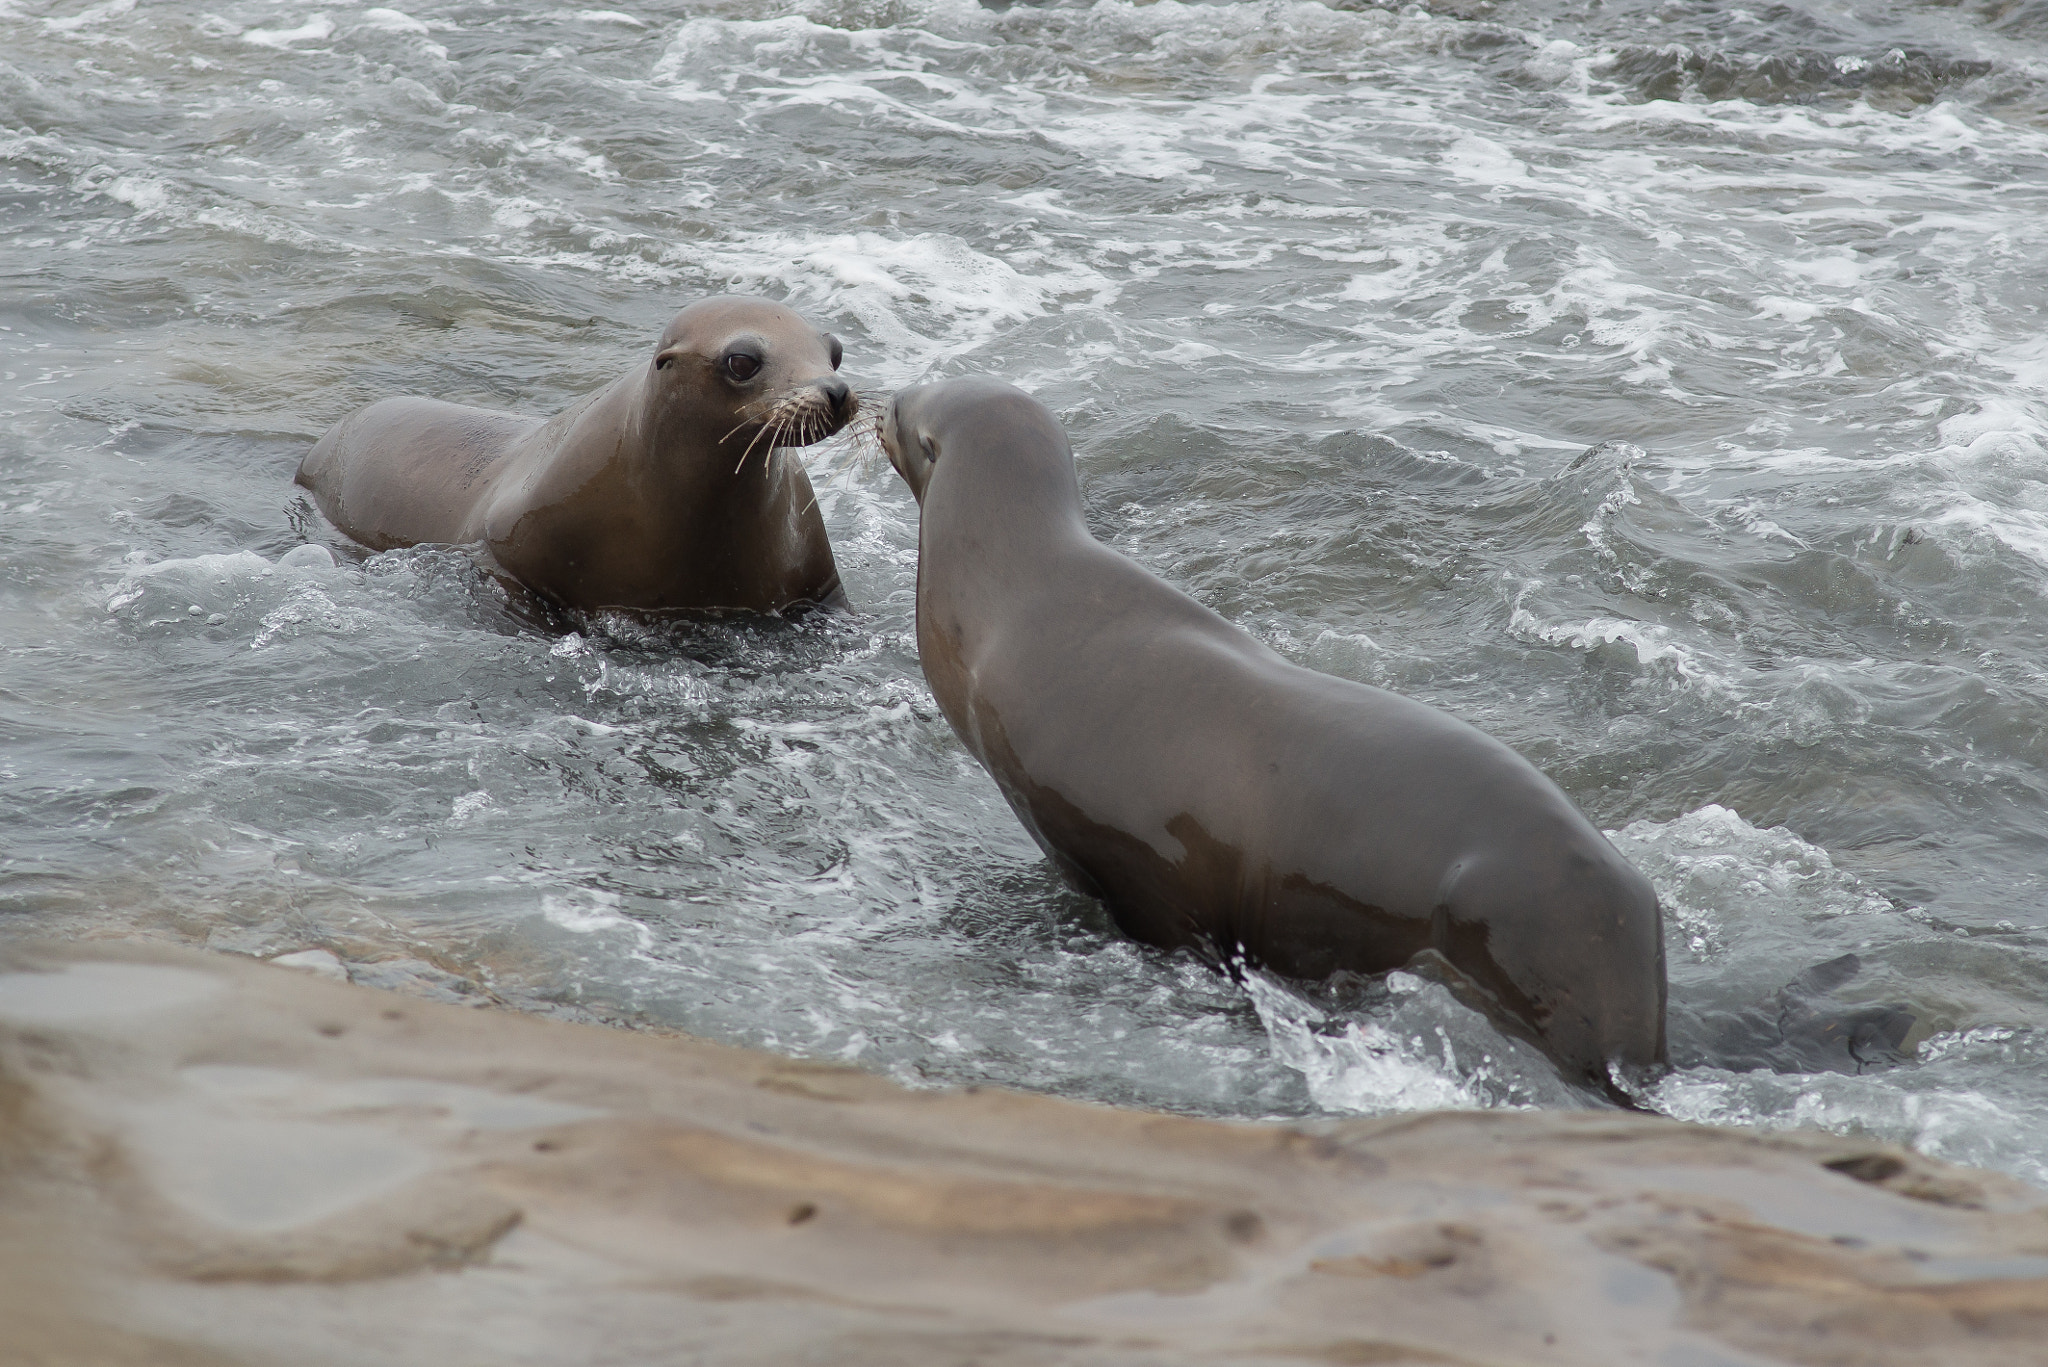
[2,940,2045,1366]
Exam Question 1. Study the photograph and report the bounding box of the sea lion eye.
[725,352,762,382]
[827,335,843,370]
[920,435,938,463]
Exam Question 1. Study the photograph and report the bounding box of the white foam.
[1649,1066,2048,1190]
[1510,609,1725,687]
[1039,106,1209,184]
[999,0,1423,72]
[1783,254,1866,290]
[1242,968,1583,1114]
[1755,295,1823,324]
[1522,37,1591,91]
[1610,804,1896,963]
[106,550,281,613]
[41,0,135,33]
[1245,971,1481,1114]
[250,581,385,648]
[106,548,368,648]
[540,890,655,950]
[102,174,172,216]
[243,17,337,48]
[450,790,494,822]
[1997,337,2048,396]
[675,229,1114,376]
[358,7,430,34]
[1936,400,2048,465]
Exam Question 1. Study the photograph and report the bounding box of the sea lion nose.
[817,376,855,419]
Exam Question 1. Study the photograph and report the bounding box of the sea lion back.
[297,397,537,551]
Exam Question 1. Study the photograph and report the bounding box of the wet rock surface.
[3,941,2046,1367]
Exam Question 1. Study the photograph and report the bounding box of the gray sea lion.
[1696,953,1916,1076]
[882,377,1668,1092]
[297,296,855,615]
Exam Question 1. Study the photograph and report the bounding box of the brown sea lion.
[881,376,1668,1093]
[297,296,855,615]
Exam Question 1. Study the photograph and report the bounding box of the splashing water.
[6,0,2048,1179]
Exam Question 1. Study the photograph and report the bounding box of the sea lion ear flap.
[654,345,685,371]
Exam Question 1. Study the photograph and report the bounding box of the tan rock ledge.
[3,941,2046,1367]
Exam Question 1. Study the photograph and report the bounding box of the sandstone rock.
[2,940,2045,1367]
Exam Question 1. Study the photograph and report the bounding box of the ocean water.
[6,0,2048,1182]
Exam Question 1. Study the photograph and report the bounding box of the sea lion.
[1696,953,1916,1076]
[882,377,1668,1092]
[297,296,855,615]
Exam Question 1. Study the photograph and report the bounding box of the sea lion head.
[1431,840,1669,1094]
[880,385,938,502]
[882,377,1071,504]
[650,297,856,464]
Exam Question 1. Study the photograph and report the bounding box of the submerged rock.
[2,941,2046,1366]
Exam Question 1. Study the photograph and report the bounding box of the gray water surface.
[6,0,2048,1180]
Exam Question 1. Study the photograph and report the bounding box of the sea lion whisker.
[810,426,858,479]
[733,417,779,475]
[765,414,796,466]
[832,412,889,477]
